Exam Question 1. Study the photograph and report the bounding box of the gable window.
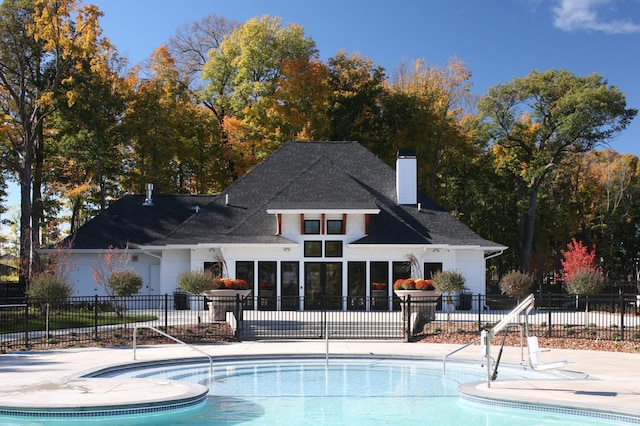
[324,241,343,257]
[326,220,344,235]
[304,241,322,257]
[304,220,320,234]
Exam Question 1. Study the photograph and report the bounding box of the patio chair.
[527,336,569,371]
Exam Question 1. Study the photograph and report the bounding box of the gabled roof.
[66,142,503,250]
[140,141,503,249]
[65,194,215,249]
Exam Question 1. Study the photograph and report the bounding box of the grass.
[0,311,157,334]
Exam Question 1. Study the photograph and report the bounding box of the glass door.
[304,262,342,310]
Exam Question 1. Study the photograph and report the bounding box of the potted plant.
[431,270,466,321]
[393,278,440,335]
[203,278,252,321]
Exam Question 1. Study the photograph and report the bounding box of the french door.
[304,262,342,310]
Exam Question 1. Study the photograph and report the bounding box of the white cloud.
[552,0,640,33]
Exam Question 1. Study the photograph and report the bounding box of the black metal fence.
[1,293,639,350]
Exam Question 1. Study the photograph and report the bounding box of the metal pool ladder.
[133,325,214,386]
[442,294,536,387]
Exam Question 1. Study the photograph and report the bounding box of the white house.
[61,141,506,311]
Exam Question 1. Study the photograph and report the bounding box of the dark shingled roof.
[66,195,215,249]
[67,141,503,249]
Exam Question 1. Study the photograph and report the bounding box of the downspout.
[483,250,504,310]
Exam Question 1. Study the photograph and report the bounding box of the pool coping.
[458,380,640,424]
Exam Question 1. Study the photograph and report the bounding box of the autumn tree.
[560,238,598,282]
[0,0,106,289]
[583,151,640,280]
[201,15,317,179]
[167,13,238,93]
[47,31,129,233]
[478,69,637,272]
[386,58,474,200]
[326,51,387,158]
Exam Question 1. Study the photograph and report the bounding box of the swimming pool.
[0,356,635,425]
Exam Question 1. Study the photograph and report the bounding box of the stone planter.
[203,289,252,321]
[394,290,441,335]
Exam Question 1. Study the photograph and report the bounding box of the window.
[304,241,322,257]
[204,261,222,277]
[424,262,443,279]
[392,261,410,281]
[326,220,343,234]
[236,261,254,284]
[304,220,320,234]
[281,261,299,310]
[348,262,366,310]
[325,241,343,257]
[370,262,388,285]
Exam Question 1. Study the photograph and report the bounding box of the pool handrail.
[133,324,213,386]
[442,336,481,374]
[483,293,535,388]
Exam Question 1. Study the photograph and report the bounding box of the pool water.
[0,358,630,425]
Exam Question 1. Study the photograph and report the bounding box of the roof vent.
[143,183,154,206]
[193,205,200,213]
[225,194,229,206]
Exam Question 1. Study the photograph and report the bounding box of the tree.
[326,51,387,158]
[47,37,129,233]
[0,0,106,289]
[479,69,637,272]
[499,271,533,301]
[386,58,474,199]
[201,15,317,179]
[107,270,143,297]
[432,270,466,320]
[560,238,598,283]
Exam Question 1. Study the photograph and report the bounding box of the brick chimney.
[396,150,417,205]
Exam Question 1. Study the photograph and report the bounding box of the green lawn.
[0,311,157,334]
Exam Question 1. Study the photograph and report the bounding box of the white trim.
[266,208,380,215]
[346,244,508,252]
[140,243,300,250]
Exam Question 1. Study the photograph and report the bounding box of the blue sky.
[91,0,640,155]
[90,0,640,155]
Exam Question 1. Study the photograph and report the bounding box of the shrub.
[431,270,466,294]
[28,273,73,307]
[177,270,214,294]
[107,270,143,297]
[565,269,604,296]
[499,271,533,298]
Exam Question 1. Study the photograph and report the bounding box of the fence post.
[235,294,242,342]
[547,293,552,337]
[403,295,411,342]
[477,294,482,332]
[24,296,29,349]
[619,290,625,341]
[164,294,168,331]
[93,294,98,341]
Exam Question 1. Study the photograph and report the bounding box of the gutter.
[484,250,504,260]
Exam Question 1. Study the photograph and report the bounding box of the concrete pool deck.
[0,341,639,420]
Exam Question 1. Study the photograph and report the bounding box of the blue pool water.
[0,357,634,425]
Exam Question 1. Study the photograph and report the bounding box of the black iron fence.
[1,293,639,350]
